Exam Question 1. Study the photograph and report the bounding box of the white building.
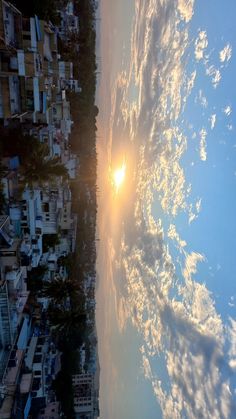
[72,373,99,419]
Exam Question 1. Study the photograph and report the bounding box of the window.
[23,34,31,40]
[33,354,42,363]
[43,203,49,212]
[34,370,41,376]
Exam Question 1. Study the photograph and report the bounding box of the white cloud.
[177,0,195,22]
[183,251,205,281]
[142,353,152,380]
[224,105,232,116]
[209,114,216,130]
[187,199,201,224]
[228,318,236,369]
[168,224,187,249]
[206,65,221,88]
[196,198,202,213]
[199,128,207,161]
[195,30,208,61]
[219,44,232,63]
[198,89,208,108]
[186,70,196,95]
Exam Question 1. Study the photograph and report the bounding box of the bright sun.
[113,162,126,192]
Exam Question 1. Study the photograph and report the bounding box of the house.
[37,401,61,419]
[0,348,24,418]
[0,0,23,51]
[58,1,79,42]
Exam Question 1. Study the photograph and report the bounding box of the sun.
[113,162,126,192]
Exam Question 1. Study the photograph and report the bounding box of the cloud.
[186,70,197,95]
[209,114,216,130]
[206,65,221,88]
[219,44,232,63]
[119,202,236,417]
[168,224,187,249]
[195,30,208,61]
[224,105,232,116]
[139,269,234,419]
[177,0,195,22]
[199,128,207,161]
[128,0,196,217]
[228,318,236,369]
[195,198,202,213]
[197,89,208,108]
[182,251,205,281]
[141,352,152,380]
[98,0,236,417]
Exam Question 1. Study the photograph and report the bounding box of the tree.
[27,265,48,293]
[19,143,68,188]
[0,161,8,214]
[42,234,61,252]
[0,128,68,189]
[48,305,87,346]
[40,277,79,305]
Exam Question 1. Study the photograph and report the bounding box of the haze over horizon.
[96,1,236,418]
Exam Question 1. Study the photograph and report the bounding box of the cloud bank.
[99,0,236,417]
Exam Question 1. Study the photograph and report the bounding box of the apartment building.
[72,373,99,419]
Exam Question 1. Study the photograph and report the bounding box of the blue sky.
[96,1,236,418]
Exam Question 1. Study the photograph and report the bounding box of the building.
[58,1,79,42]
[72,373,99,419]
[37,401,61,419]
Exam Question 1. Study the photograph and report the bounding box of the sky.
[96,1,236,418]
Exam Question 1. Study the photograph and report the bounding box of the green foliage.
[64,0,98,287]
[19,147,68,188]
[42,234,60,252]
[40,276,79,304]
[28,264,48,281]
[0,128,68,189]
[48,304,86,346]
[57,254,73,275]
[0,162,7,214]
[27,265,48,294]
[12,0,62,24]
[0,128,39,160]
[52,348,77,418]
[0,188,7,214]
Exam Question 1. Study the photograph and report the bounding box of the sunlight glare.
[113,162,126,192]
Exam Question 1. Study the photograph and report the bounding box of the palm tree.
[19,143,68,189]
[40,277,78,305]
[48,304,87,345]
